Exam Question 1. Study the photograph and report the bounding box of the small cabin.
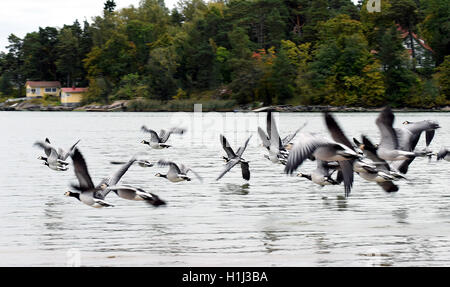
[60,87,88,107]
[25,81,61,98]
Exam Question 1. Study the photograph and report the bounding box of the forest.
[0,0,449,109]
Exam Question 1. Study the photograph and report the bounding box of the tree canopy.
[0,0,448,107]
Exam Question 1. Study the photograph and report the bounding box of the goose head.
[155,173,166,178]
[141,140,149,145]
[402,120,412,125]
[65,191,80,201]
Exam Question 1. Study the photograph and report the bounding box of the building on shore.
[25,81,61,98]
[60,87,88,107]
[397,26,434,68]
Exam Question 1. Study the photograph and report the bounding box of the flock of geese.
[33,106,449,208]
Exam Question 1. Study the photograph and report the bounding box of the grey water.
[0,111,449,266]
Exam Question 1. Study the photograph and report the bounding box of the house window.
[45,88,52,92]
[52,88,57,92]
[31,89,36,93]
[26,89,31,93]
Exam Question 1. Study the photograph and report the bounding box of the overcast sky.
[0,0,179,52]
[0,0,360,53]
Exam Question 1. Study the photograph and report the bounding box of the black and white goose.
[391,120,440,173]
[43,148,69,171]
[141,126,185,149]
[284,114,360,197]
[297,160,340,187]
[35,138,80,164]
[258,111,304,164]
[436,147,450,161]
[375,106,417,162]
[217,134,252,181]
[355,135,405,192]
[104,185,166,206]
[156,160,203,182]
[65,148,114,208]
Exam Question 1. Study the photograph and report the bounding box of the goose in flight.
[356,135,404,192]
[297,160,340,187]
[98,157,165,205]
[43,148,69,171]
[217,134,252,181]
[284,130,359,197]
[375,106,417,162]
[258,111,305,164]
[65,148,114,208]
[110,160,154,168]
[141,126,185,149]
[391,120,440,173]
[104,185,166,206]
[156,160,203,183]
[34,138,80,165]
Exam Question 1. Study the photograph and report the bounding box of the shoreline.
[1,99,450,113]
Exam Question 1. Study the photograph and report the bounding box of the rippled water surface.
[0,111,449,266]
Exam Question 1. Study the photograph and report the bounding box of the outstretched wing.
[180,164,203,182]
[236,135,252,157]
[281,122,306,146]
[59,139,81,160]
[284,134,333,174]
[34,141,55,157]
[141,125,161,142]
[108,156,137,186]
[220,134,236,159]
[158,159,181,174]
[216,158,240,181]
[324,112,354,150]
[376,106,399,150]
[258,127,270,150]
[240,161,250,181]
[361,135,391,172]
[267,111,282,149]
[70,148,95,192]
[339,160,354,197]
[160,127,186,143]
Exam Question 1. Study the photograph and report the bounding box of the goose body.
[258,111,304,165]
[375,107,416,162]
[156,160,202,183]
[66,148,114,208]
[217,134,252,181]
[34,138,80,162]
[106,185,166,206]
[298,160,339,186]
[42,148,68,171]
[141,126,185,149]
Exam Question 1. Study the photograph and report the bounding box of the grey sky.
[0,0,360,53]
[0,0,178,52]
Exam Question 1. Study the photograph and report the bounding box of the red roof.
[26,81,61,87]
[396,25,434,53]
[61,87,88,93]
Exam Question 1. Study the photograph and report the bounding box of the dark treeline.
[0,0,449,108]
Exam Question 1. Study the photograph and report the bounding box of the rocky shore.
[1,99,449,112]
